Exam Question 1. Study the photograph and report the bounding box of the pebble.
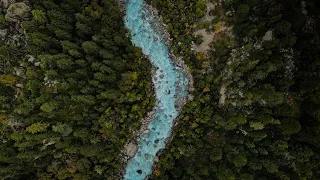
[143,129,150,134]
[154,156,159,162]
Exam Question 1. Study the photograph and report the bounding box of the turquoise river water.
[123,0,189,179]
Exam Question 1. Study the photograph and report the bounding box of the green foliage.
[152,0,320,179]
[52,123,73,137]
[40,101,58,112]
[0,0,155,179]
[32,10,47,24]
[236,4,250,23]
[0,75,17,85]
[1,0,320,179]
[26,123,50,134]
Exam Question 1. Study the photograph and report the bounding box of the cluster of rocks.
[0,1,31,98]
[119,108,157,176]
[0,0,31,42]
[117,0,126,5]
[4,1,30,22]
[170,54,195,92]
[143,4,172,46]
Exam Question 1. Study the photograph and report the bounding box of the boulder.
[27,55,35,62]
[154,156,159,162]
[34,62,40,66]
[13,67,23,76]
[188,94,194,101]
[0,28,7,38]
[263,30,273,41]
[5,2,30,22]
[143,129,150,134]
[125,142,138,158]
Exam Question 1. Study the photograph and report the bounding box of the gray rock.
[143,129,150,134]
[5,2,30,22]
[125,142,138,158]
[154,156,159,162]
[263,30,273,41]
[11,34,20,41]
[0,29,7,38]
[188,94,194,101]
[13,67,23,76]
[34,62,40,66]
[16,83,23,88]
[27,55,35,62]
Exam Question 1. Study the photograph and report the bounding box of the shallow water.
[123,0,189,179]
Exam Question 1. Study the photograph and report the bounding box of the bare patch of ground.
[194,24,232,53]
[194,29,215,53]
[193,1,232,54]
[193,1,215,53]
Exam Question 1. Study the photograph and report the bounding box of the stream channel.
[123,0,189,179]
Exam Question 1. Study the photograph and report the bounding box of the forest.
[0,0,320,179]
[0,0,154,179]
[150,0,320,179]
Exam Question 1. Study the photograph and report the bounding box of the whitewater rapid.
[123,0,189,179]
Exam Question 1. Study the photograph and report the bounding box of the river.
[123,0,189,179]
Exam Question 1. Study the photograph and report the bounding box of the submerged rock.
[144,154,149,160]
[5,2,30,22]
[143,129,150,134]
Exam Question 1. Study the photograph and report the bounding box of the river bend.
[123,0,189,179]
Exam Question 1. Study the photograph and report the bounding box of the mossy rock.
[5,2,30,22]
[0,0,16,9]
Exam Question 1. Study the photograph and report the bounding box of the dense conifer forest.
[0,0,319,179]
[150,0,320,179]
[0,0,154,179]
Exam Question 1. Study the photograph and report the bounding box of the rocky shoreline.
[118,0,194,179]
